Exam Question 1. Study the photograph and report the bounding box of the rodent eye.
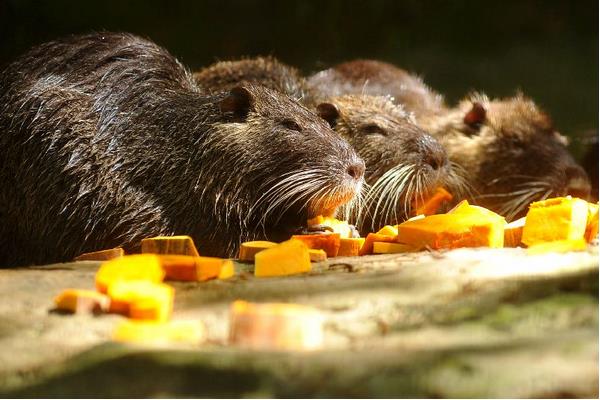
[280,119,302,132]
[361,123,387,136]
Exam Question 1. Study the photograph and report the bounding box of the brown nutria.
[308,59,591,220]
[0,33,364,267]
[193,56,316,104]
[195,57,466,232]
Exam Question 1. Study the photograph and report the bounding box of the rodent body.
[309,59,592,219]
[0,33,364,266]
[195,57,462,232]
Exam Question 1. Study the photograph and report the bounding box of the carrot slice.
[290,233,341,257]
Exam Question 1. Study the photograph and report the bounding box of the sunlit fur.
[0,33,363,266]
[308,59,591,221]
[422,93,590,220]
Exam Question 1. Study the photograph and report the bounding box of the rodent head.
[208,84,365,239]
[316,94,459,230]
[431,93,591,220]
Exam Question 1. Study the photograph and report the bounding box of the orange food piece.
[95,254,165,293]
[113,320,206,344]
[307,216,353,238]
[359,233,396,256]
[585,202,599,242]
[74,247,124,261]
[229,300,323,351]
[504,217,526,247]
[396,203,505,249]
[254,239,311,277]
[309,249,328,262]
[372,242,418,254]
[107,280,174,322]
[290,233,341,257]
[337,237,366,257]
[376,225,399,236]
[54,289,110,314]
[521,196,589,246]
[238,241,277,262]
[141,235,200,256]
[414,187,453,216]
[159,255,234,281]
[527,238,587,255]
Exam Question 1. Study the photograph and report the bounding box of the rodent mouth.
[307,183,361,218]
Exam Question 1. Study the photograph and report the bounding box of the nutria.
[195,57,466,232]
[308,59,591,220]
[0,33,364,267]
[193,56,316,105]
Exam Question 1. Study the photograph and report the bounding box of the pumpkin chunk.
[141,235,200,256]
[113,320,205,344]
[307,215,353,238]
[309,249,328,262]
[229,300,323,351]
[290,233,341,257]
[337,237,366,257]
[54,289,110,314]
[376,225,399,236]
[359,233,397,256]
[527,238,587,255]
[95,254,164,293]
[74,247,124,261]
[504,217,526,247]
[585,202,599,242]
[238,241,277,262]
[159,255,234,281]
[372,242,418,254]
[396,204,505,249]
[107,280,174,322]
[521,196,588,246]
[414,187,453,216]
[254,239,311,277]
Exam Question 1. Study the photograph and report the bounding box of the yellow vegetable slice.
[113,320,205,344]
[141,235,200,256]
[95,254,165,293]
[254,239,311,277]
[522,196,588,246]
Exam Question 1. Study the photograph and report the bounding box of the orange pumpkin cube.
[141,235,200,256]
[521,196,589,246]
[290,233,341,257]
[254,239,311,277]
[238,241,277,262]
[74,247,124,261]
[504,217,526,247]
[337,237,366,257]
[107,280,174,322]
[113,320,205,344]
[359,233,397,256]
[585,202,599,242]
[95,254,165,293]
[229,300,323,351]
[413,187,453,216]
[527,238,587,255]
[309,249,328,262]
[159,255,234,281]
[54,289,110,314]
[396,204,505,249]
[372,242,418,254]
[376,225,399,236]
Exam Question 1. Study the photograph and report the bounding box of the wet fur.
[0,33,362,266]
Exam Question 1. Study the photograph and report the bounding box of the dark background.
[1,0,598,160]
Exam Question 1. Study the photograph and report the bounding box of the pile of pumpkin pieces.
[53,192,598,350]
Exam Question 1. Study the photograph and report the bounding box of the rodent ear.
[316,102,340,128]
[463,102,487,128]
[220,86,255,120]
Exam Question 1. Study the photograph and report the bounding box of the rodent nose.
[347,161,365,181]
[420,135,448,170]
[565,165,591,200]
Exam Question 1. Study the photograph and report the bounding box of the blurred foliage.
[0,0,597,157]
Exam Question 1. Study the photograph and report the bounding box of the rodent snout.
[346,161,366,182]
[420,135,448,171]
[564,165,591,200]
